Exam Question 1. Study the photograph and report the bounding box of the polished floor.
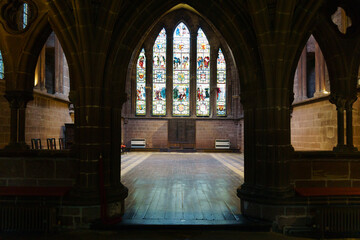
[121,152,244,224]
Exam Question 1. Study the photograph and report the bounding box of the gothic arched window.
[134,22,228,118]
[152,28,167,116]
[136,49,146,115]
[196,28,210,116]
[173,22,190,116]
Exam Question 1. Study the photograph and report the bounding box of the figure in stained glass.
[152,28,167,115]
[217,48,227,116]
[136,49,146,115]
[196,28,210,116]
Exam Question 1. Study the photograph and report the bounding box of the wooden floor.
[121,152,244,224]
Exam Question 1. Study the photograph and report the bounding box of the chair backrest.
[47,138,56,150]
[31,139,42,150]
[59,138,65,150]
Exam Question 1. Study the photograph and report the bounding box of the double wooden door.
[168,119,195,149]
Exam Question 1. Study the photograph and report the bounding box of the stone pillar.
[294,48,307,101]
[345,98,358,151]
[145,49,152,117]
[190,32,197,117]
[54,35,64,95]
[238,88,293,199]
[314,41,327,97]
[4,91,33,150]
[210,46,217,117]
[331,95,346,151]
[166,33,173,117]
[34,47,46,91]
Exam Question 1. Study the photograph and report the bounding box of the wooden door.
[168,119,195,149]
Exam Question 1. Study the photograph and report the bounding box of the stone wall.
[291,93,360,151]
[123,118,242,150]
[124,119,168,148]
[290,151,360,188]
[196,120,240,149]
[25,91,73,148]
[0,80,10,149]
[0,153,78,187]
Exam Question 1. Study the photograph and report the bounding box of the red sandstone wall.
[291,99,337,150]
[291,93,360,151]
[0,81,10,149]
[124,119,168,148]
[25,92,73,147]
[196,120,239,149]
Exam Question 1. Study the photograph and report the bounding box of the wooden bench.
[131,139,146,148]
[215,139,230,149]
[295,187,360,237]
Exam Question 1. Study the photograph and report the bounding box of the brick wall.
[25,91,73,147]
[0,80,10,149]
[123,119,242,150]
[124,119,168,148]
[196,120,239,149]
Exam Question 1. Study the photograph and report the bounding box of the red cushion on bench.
[295,187,360,197]
[0,186,71,197]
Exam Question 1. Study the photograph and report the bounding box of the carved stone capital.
[4,91,33,109]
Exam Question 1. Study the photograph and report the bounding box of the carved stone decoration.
[1,0,37,34]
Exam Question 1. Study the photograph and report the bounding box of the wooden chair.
[31,139,42,150]
[47,138,56,150]
[59,138,65,150]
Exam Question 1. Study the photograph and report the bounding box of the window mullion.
[190,31,197,117]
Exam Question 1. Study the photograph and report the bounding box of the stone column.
[331,95,346,151]
[4,91,33,150]
[294,48,307,101]
[54,36,64,95]
[345,98,358,151]
[190,32,197,117]
[166,33,173,117]
[314,41,327,97]
[145,49,152,117]
[34,47,46,91]
[210,46,217,117]
[238,88,293,199]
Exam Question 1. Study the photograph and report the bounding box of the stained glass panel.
[136,49,146,115]
[23,3,28,29]
[173,22,190,116]
[0,51,4,79]
[152,28,167,115]
[217,49,226,116]
[196,28,210,116]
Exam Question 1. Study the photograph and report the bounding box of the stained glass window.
[152,28,167,115]
[173,22,190,116]
[136,49,146,115]
[217,49,226,116]
[196,28,210,116]
[23,3,28,29]
[0,51,3,79]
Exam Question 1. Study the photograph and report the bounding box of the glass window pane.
[217,49,226,116]
[173,22,190,116]
[23,3,28,29]
[136,49,146,115]
[152,28,166,115]
[0,51,4,79]
[196,28,210,116]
